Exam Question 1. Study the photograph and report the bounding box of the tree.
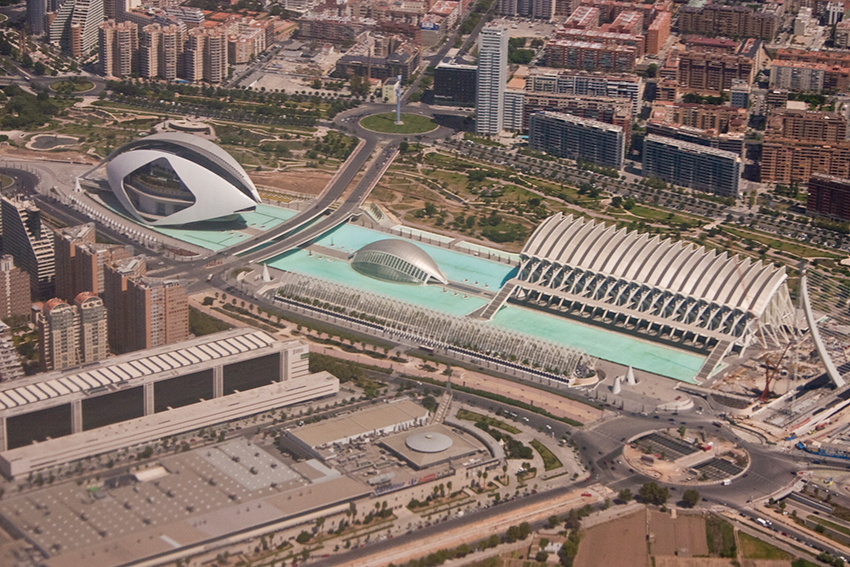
[618,488,633,503]
[639,482,669,506]
[535,551,549,562]
[295,531,312,544]
[682,489,700,508]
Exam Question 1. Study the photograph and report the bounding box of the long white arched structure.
[508,213,797,353]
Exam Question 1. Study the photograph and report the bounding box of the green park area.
[360,113,437,134]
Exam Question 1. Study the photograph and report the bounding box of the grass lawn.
[0,175,13,189]
[739,532,791,560]
[627,204,707,228]
[456,409,520,434]
[51,79,94,92]
[721,226,841,259]
[530,439,562,471]
[360,113,437,134]
[792,559,820,567]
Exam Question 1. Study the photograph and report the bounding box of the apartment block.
[0,256,30,321]
[553,28,644,58]
[104,256,188,354]
[27,0,46,35]
[0,197,54,300]
[75,292,108,365]
[761,140,850,183]
[185,27,227,83]
[766,109,847,143]
[529,111,625,169]
[645,122,744,155]
[562,6,598,30]
[544,39,637,73]
[140,23,182,80]
[807,173,850,221]
[677,4,778,40]
[608,10,642,35]
[835,21,850,49]
[648,102,747,134]
[643,134,741,197]
[645,11,669,55]
[37,299,80,372]
[522,92,631,134]
[37,293,108,372]
[676,51,754,93]
[730,79,750,109]
[526,68,641,113]
[98,20,138,78]
[769,60,850,92]
[54,223,134,303]
[504,87,525,132]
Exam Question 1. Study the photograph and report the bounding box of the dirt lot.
[249,168,332,196]
[457,370,604,425]
[740,561,793,567]
[574,511,647,567]
[650,511,709,557]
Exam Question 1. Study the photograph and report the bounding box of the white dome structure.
[103,133,261,226]
[350,239,448,285]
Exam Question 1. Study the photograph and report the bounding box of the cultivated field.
[574,511,647,567]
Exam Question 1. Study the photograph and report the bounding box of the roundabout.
[50,78,95,94]
[622,428,750,485]
[359,112,438,134]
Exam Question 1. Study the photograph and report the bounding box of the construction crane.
[760,341,793,402]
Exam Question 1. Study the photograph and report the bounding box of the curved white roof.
[103,133,260,226]
[522,213,786,317]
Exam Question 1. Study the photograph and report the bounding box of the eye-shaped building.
[103,132,261,226]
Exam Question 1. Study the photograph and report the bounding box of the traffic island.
[359,113,438,134]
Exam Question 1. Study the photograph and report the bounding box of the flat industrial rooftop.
[380,423,486,470]
[291,399,429,449]
[0,439,369,567]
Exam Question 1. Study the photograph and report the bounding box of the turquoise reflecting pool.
[491,307,704,383]
[268,249,488,316]
[303,223,517,291]
[154,204,297,251]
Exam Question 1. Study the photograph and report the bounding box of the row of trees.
[616,483,700,508]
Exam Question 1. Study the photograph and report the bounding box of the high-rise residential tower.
[0,255,31,321]
[1,196,55,299]
[104,256,188,354]
[74,292,108,364]
[98,19,138,78]
[476,25,508,135]
[49,0,104,57]
[54,223,133,303]
[38,298,81,371]
[27,0,47,35]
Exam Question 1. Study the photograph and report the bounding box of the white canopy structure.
[511,213,797,355]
